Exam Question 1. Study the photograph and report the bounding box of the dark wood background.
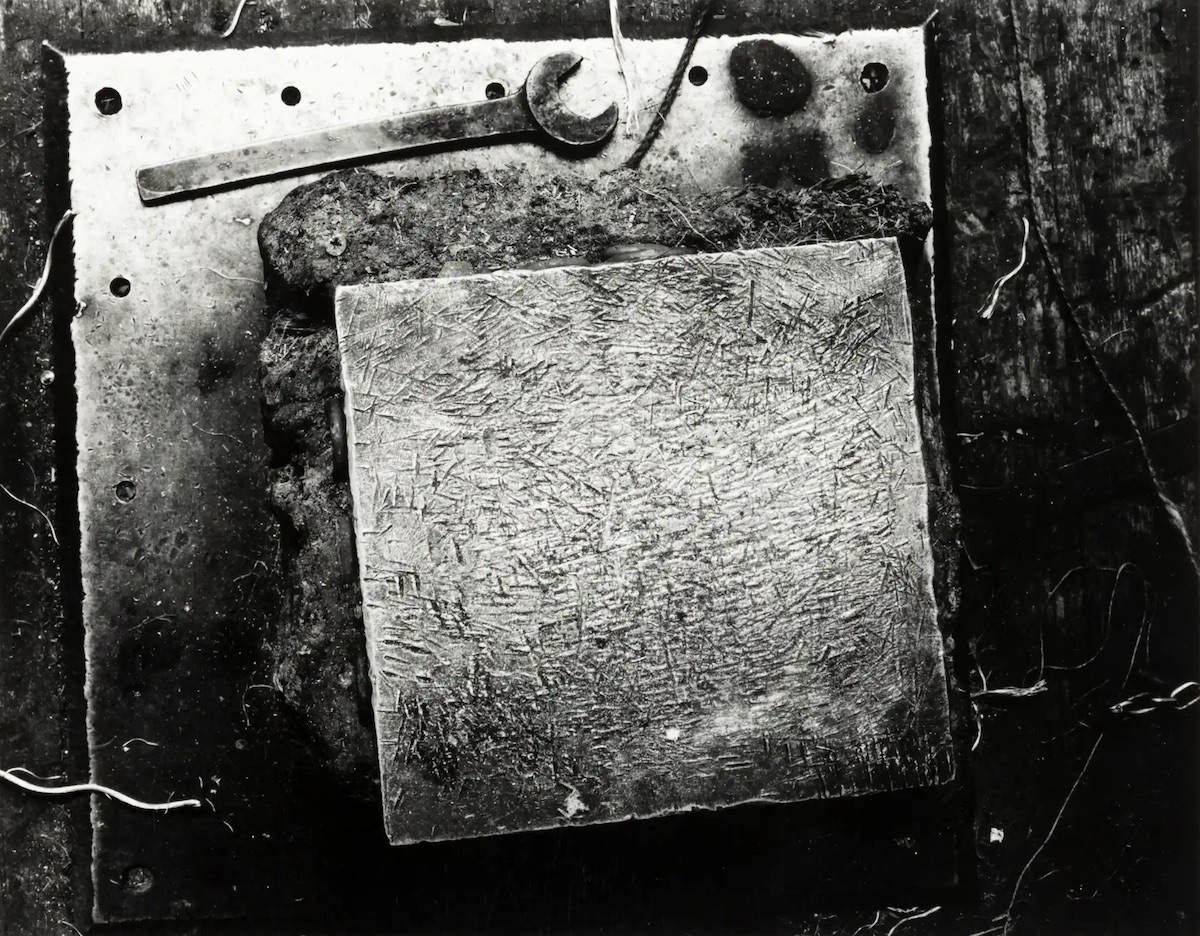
[0,1,1195,934]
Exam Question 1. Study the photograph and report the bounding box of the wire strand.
[0,482,59,545]
[0,767,202,812]
[978,217,1029,318]
[0,209,75,349]
[220,0,254,38]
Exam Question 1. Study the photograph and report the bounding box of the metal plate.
[62,28,931,921]
[337,240,952,846]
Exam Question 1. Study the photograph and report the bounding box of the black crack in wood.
[728,38,813,117]
[257,166,937,812]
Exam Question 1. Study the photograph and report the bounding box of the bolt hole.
[115,479,137,503]
[281,86,301,106]
[688,65,709,86]
[109,277,131,298]
[122,866,154,894]
[485,81,506,100]
[860,62,889,93]
[95,87,123,115]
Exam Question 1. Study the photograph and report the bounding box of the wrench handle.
[135,93,533,204]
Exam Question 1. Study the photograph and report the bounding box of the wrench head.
[525,52,620,148]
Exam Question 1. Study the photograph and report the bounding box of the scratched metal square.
[337,240,953,846]
[60,29,931,921]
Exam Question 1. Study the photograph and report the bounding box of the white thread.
[978,217,1029,319]
[609,0,645,135]
[0,767,202,812]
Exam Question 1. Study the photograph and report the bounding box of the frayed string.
[624,0,715,170]
[0,119,42,150]
[1042,563,1148,675]
[1109,680,1200,717]
[0,209,74,349]
[608,0,645,136]
[973,678,1047,701]
[1004,561,1155,934]
[0,767,202,812]
[978,217,1029,319]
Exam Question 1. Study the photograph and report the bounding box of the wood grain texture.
[944,0,1196,480]
[337,239,953,844]
[0,45,87,936]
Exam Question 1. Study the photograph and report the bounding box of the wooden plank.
[935,4,1199,928]
[943,1,1196,482]
[336,239,953,845]
[0,45,87,936]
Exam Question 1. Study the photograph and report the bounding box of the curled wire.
[0,209,75,348]
[1109,681,1200,717]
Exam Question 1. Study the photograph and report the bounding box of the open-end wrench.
[135,51,618,205]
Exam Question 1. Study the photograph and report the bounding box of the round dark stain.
[853,97,896,153]
[741,129,830,188]
[729,39,812,117]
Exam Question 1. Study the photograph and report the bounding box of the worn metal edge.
[336,236,955,846]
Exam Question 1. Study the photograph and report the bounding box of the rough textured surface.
[260,324,378,785]
[336,240,951,844]
[259,167,933,311]
[257,166,940,842]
